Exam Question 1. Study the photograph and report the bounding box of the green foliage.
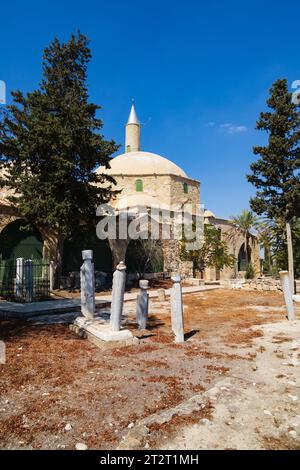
[245,262,255,279]
[229,209,258,266]
[230,210,259,235]
[181,224,235,273]
[125,239,164,277]
[247,79,300,222]
[0,32,119,237]
[267,217,300,277]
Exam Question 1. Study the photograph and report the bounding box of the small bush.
[245,262,255,279]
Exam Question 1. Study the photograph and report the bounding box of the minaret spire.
[125,101,141,152]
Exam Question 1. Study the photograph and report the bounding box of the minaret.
[125,101,140,152]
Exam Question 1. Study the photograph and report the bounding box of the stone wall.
[111,174,200,213]
[223,278,300,293]
[178,261,194,279]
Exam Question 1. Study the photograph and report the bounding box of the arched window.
[135,179,143,192]
[183,183,188,194]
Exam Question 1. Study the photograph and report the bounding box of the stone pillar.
[110,261,127,331]
[80,250,95,320]
[280,271,295,321]
[49,260,55,292]
[24,259,33,303]
[170,274,185,343]
[136,280,149,329]
[15,258,24,301]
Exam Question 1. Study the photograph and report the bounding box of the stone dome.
[204,209,216,218]
[97,151,187,178]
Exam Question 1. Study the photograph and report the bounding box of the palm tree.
[230,210,259,267]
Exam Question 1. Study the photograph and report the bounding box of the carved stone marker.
[280,271,295,321]
[74,260,137,348]
[80,250,95,320]
[170,274,185,343]
[110,261,127,331]
[157,288,166,302]
[136,280,149,329]
[49,260,55,292]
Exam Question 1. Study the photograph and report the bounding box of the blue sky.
[0,0,299,218]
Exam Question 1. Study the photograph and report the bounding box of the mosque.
[0,104,260,284]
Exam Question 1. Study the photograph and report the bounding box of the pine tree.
[247,79,300,292]
[0,32,119,281]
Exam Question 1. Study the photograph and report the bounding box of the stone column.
[24,259,33,303]
[280,271,295,321]
[170,274,185,343]
[110,261,127,331]
[136,280,149,329]
[15,258,24,301]
[80,250,95,320]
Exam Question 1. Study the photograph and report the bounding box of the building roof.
[127,103,140,125]
[97,151,188,178]
[204,209,216,218]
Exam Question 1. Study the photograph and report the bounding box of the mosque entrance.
[0,219,43,260]
[238,243,252,271]
[125,239,164,277]
[62,225,113,275]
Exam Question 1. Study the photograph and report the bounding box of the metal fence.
[0,259,50,302]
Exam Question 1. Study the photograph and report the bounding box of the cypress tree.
[247,79,300,292]
[0,32,119,281]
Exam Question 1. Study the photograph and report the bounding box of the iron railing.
[0,259,50,302]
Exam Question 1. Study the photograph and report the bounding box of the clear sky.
[0,0,299,218]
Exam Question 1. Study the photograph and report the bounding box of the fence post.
[25,259,33,303]
[15,258,24,301]
[49,260,55,292]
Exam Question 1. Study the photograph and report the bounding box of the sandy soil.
[52,279,174,300]
[0,289,299,450]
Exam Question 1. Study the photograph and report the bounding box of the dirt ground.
[0,289,299,450]
[52,279,174,300]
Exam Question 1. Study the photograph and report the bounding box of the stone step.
[0,299,111,320]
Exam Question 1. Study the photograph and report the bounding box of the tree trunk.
[286,222,295,294]
[244,235,249,266]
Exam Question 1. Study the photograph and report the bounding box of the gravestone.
[80,250,95,319]
[280,271,295,321]
[110,261,127,331]
[73,259,138,348]
[170,274,185,343]
[136,280,149,329]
